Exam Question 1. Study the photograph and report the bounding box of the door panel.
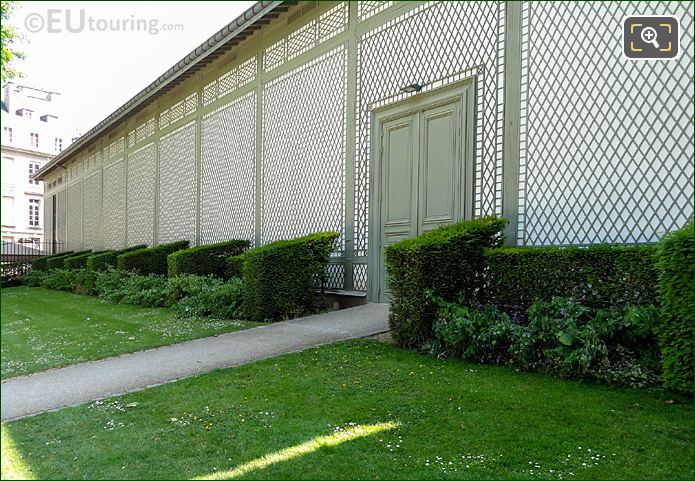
[419,102,459,232]
[380,114,418,300]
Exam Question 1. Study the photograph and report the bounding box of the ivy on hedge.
[46,250,91,270]
[168,239,250,278]
[242,231,339,323]
[483,244,658,319]
[30,251,74,271]
[117,241,189,276]
[655,222,694,393]
[86,245,146,273]
[385,217,506,348]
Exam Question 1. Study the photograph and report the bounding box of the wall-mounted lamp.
[400,83,423,93]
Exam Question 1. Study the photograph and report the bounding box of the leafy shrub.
[118,241,189,275]
[30,251,74,271]
[170,276,244,319]
[86,245,146,273]
[46,250,91,270]
[483,245,657,320]
[431,296,660,388]
[22,269,47,287]
[226,255,244,279]
[94,268,169,307]
[654,222,694,393]
[242,231,339,323]
[385,217,506,348]
[41,268,77,291]
[168,240,250,278]
[64,250,109,270]
[431,299,527,365]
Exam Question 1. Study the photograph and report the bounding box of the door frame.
[367,79,476,303]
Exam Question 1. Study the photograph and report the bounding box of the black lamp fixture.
[400,83,423,93]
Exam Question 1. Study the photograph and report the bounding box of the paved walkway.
[1,303,389,421]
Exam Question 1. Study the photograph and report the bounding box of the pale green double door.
[369,81,475,303]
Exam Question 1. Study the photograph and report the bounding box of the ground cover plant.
[0,287,257,378]
[1,340,692,479]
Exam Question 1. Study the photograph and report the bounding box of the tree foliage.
[1,0,23,81]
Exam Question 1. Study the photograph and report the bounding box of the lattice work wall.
[201,92,256,244]
[66,182,83,251]
[355,1,506,256]
[158,122,197,245]
[43,195,53,249]
[127,143,156,246]
[55,189,67,250]
[82,171,102,250]
[518,1,694,245]
[102,159,126,249]
[261,45,348,247]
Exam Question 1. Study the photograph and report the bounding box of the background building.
[1,83,77,247]
[33,1,694,301]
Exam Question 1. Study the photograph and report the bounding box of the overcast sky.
[11,1,255,135]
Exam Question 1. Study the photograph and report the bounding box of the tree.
[1,0,23,82]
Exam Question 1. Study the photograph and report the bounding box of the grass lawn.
[2,339,692,480]
[1,286,257,379]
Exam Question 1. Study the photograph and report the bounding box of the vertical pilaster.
[254,52,264,248]
[195,79,204,247]
[502,1,523,246]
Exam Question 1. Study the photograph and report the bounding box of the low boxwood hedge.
[46,250,91,270]
[654,222,693,393]
[226,255,244,279]
[64,250,109,270]
[242,231,339,323]
[117,241,189,275]
[86,245,146,273]
[167,239,250,278]
[483,244,658,318]
[30,251,74,271]
[385,217,506,348]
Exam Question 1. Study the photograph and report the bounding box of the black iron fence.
[1,241,66,287]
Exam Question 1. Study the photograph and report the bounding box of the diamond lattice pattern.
[200,92,257,244]
[261,46,347,249]
[127,143,156,246]
[102,159,126,249]
[518,1,694,245]
[82,171,102,250]
[158,122,197,245]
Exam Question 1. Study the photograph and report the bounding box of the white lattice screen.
[127,143,156,246]
[102,158,126,249]
[82,171,102,250]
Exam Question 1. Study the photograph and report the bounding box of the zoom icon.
[624,16,679,60]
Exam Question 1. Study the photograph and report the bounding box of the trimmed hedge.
[64,250,109,270]
[242,231,339,323]
[483,244,658,319]
[167,239,250,278]
[226,255,244,279]
[655,222,694,393]
[385,217,506,348]
[46,250,91,270]
[30,251,74,271]
[86,245,146,273]
[118,241,189,275]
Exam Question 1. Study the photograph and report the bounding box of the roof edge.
[35,1,283,180]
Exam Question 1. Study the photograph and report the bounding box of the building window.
[2,126,12,143]
[55,138,63,152]
[28,199,40,227]
[30,132,39,148]
[29,162,40,185]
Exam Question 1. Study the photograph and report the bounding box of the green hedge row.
[483,244,658,317]
[86,245,146,273]
[227,255,244,279]
[655,222,693,393]
[168,239,250,278]
[46,250,91,270]
[64,250,110,270]
[242,232,339,323]
[385,217,506,348]
[118,241,189,275]
[30,251,74,271]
